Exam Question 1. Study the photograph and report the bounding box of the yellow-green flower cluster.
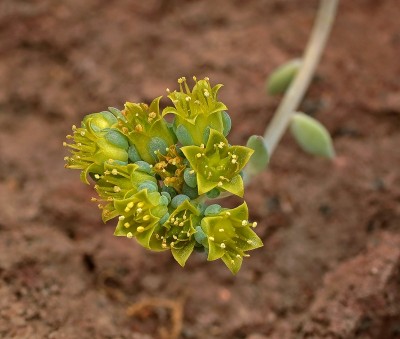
[63,76,262,274]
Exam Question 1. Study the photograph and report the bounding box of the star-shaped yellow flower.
[181,129,253,197]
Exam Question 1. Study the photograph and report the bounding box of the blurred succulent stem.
[263,0,339,156]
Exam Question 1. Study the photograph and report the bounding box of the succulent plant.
[64,77,263,274]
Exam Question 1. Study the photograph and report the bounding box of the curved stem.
[263,0,339,155]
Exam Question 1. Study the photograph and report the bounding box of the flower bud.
[171,194,190,209]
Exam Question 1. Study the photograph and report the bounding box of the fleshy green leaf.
[266,58,301,95]
[246,135,269,176]
[290,112,335,158]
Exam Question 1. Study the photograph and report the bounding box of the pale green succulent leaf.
[266,58,301,95]
[290,112,335,158]
[246,135,269,175]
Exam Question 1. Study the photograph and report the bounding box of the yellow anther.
[242,220,248,226]
[127,232,133,239]
[94,174,100,179]
[220,243,226,249]
[179,222,184,227]
[135,124,143,132]
[200,144,205,148]
[219,228,224,232]
[111,169,118,175]
[124,222,130,228]
[247,240,252,244]
[137,226,145,233]
[149,112,156,118]
[196,153,202,158]
[118,216,125,221]
[209,237,215,241]
[252,222,258,228]
[113,186,121,193]
[217,181,223,187]
[142,215,150,221]
[127,202,134,208]
[189,170,195,174]
[137,202,144,208]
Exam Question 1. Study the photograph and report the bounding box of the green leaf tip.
[266,58,302,95]
[290,112,335,159]
[246,135,269,176]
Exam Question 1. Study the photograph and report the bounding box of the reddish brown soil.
[1,0,400,338]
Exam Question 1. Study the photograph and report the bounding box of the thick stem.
[263,0,339,155]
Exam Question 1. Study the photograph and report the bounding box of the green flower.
[93,161,158,222]
[117,97,175,164]
[113,190,168,250]
[163,77,231,146]
[181,129,253,197]
[201,203,263,274]
[64,112,129,184]
[159,200,201,266]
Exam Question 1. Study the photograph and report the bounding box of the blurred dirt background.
[1,0,400,338]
